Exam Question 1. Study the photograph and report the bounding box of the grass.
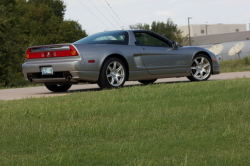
[0,78,250,165]
[220,56,250,73]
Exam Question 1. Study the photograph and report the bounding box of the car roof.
[97,29,150,33]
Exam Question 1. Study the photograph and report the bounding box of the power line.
[77,0,110,30]
[88,0,117,30]
[104,0,125,28]
[99,0,122,29]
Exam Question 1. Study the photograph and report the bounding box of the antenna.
[228,42,245,59]
[209,44,224,56]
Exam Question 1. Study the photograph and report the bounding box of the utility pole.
[206,22,209,35]
[188,17,192,46]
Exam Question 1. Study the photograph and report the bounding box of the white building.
[192,31,250,61]
[178,24,246,37]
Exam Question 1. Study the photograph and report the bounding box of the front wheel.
[44,84,72,92]
[97,58,126,89]
[187,54,212,81]
[138,79,157,84]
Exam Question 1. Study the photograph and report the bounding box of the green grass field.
[220,56,250,73]
[0,78,250,165]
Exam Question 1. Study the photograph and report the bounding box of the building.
[178,24,246,37]
[191,31,250,61]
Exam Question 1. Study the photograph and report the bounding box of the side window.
[134,32,170,47]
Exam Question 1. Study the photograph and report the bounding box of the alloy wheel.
[191,57,211,80]
[106,61,125,87]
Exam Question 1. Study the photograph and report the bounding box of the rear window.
[74,31,129,45]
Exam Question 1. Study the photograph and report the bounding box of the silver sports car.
[22,30,220,92]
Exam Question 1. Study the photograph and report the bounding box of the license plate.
[42,67,53,75]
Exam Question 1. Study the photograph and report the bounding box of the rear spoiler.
[25,44,79,59]
[29,44,73,53]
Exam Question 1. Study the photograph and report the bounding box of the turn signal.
[71,51,77,56]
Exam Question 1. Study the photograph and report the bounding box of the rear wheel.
[44,84,72,92]
[138,79,157,84]
[187,54,212,81]
[97,57,126,89]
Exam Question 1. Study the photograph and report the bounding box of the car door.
[134,31,189,75]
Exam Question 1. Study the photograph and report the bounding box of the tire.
[97,57,126,89]
[138,79,157,84]
[44,84,72,92]
[187,54,212,81]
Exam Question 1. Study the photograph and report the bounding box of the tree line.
[0,0,186,87]
[0,0,87,87]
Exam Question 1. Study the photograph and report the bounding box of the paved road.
[0,71,250,101]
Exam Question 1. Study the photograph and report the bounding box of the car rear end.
[22,44,84,85]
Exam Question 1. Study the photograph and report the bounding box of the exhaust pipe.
[66,75,72,81]
[29,77,33,83]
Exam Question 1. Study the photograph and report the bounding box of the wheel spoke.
[204,63,210,68]
[108,66,112,71]
[117,66,123,72]
[201,57,204,64]
[117,74,124,78]
[191,67,197,70]
[114,77,119,84]
[111,77,114,84]
[113,62,117,70]
[107,74,112,78]
[194,59,199,65]
[194,71,198,77]
[199,71,203,78]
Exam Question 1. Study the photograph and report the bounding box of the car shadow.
[36,79,223,95]
[66,79,218,93]
[37,80,194,95]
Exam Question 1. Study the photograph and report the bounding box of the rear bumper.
[22,58,100,83]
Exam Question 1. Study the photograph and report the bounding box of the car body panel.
[137,46,189,75]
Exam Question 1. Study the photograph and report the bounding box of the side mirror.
[172,41,179,50]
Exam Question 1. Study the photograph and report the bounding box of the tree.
[0,0,20,86]
[0,0,87,87]
[27,0,66,19]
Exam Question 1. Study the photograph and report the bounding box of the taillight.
[26,45,79,59]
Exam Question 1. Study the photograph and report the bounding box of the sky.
[64,0,250,35]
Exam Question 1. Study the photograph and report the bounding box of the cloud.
[218,0,250,4]
[168,0,178,3]
[154,10,174,16]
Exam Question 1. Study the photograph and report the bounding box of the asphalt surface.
[0,71,250,101]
